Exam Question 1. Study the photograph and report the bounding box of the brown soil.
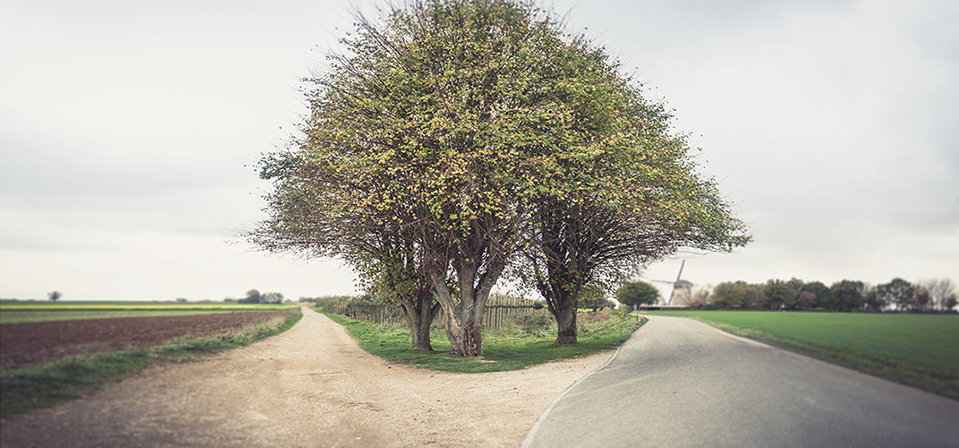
[0,311,284,370]
[0,305,610,448]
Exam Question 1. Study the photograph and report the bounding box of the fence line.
[343,293,548,330]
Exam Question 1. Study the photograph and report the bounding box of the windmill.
[650,260,690,306]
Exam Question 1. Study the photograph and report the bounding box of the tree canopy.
[250,0,747,355]
[615,281,661,309]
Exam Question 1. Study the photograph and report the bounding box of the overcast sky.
[1,0,956,302]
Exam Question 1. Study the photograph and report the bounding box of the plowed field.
[0,311,283,370]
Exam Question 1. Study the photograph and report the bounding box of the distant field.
[647,310,959,400]
[0,302,297,324]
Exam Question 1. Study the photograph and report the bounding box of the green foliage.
[573,288,612,313]
[312,295,354,314]
[615,281,660,309]
[250,0,746,355]
[513,313,552,334]
[799,281,831,310]
[709,281,766,309]
[647,310,959,400]
[236,289,284,304]
[344,294,403,320]
[323,311,645,373]
[613,306,634,320]
[763,279,800,310]
[831,280,865,312]
[705,277,956,313]
[877,278,915,311]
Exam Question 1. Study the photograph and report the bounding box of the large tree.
[255,0,604,356]
[252,0,746,354]
[253,153,441,350]
[496,7,746,345]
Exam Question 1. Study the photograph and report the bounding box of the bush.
[614,307,634,320]
[313,295,354,314]
[514,313,551,334]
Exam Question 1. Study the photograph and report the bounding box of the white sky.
[1,0,956,301]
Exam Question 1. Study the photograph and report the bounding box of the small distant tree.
[261,292,284,304]
[910,285,930,312]
[615,281,660,310]
[688,287,711,308]
[831,280,865,312]
[800,281,832,310]
[48,291,61,302]
[709,281,764,309]
[577,285,614,312]
[877,278,914,311]
[863,285,885,312]
[795,291,817,310]
[709,281,745,309]
[764,279,797,311]
[919,279,958,312]
[239,289,262,304]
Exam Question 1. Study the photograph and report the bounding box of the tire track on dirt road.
[1,305,609,448]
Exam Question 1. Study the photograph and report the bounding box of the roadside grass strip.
[648,310,959,400]
[0,308,302,418]
[323,312,645,373]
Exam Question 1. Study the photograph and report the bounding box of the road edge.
[520,317,649,448]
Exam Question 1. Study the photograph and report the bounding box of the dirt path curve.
[1,305,610,448]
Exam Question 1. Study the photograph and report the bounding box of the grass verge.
[323,311,645,373]
[648,310,959,400]
[0,308,302,418]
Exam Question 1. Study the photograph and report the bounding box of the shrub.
[514,313,551,334]
[313,295,353,314]
[614,307,634,320]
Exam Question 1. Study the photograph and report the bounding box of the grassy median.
[324,311,645,373]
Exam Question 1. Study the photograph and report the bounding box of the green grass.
[0,302,298,324]
[0,308,302,418]
[648,310,959,400]
[323,311,645,373]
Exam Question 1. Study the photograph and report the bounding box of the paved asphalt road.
[524,316,959,448]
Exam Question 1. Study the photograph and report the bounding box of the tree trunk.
[444,318,482,356]
[430,257,504,357]
[541,283,579,346]
[401,290,441,351]
[551,300,578,345]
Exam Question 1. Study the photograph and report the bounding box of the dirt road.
[0,306,609,448]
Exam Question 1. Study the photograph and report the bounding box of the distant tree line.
[696,278,957,313]
[223,289,285,304]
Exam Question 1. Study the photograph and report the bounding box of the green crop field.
[647,310,959,400]
[0,301,298,324]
